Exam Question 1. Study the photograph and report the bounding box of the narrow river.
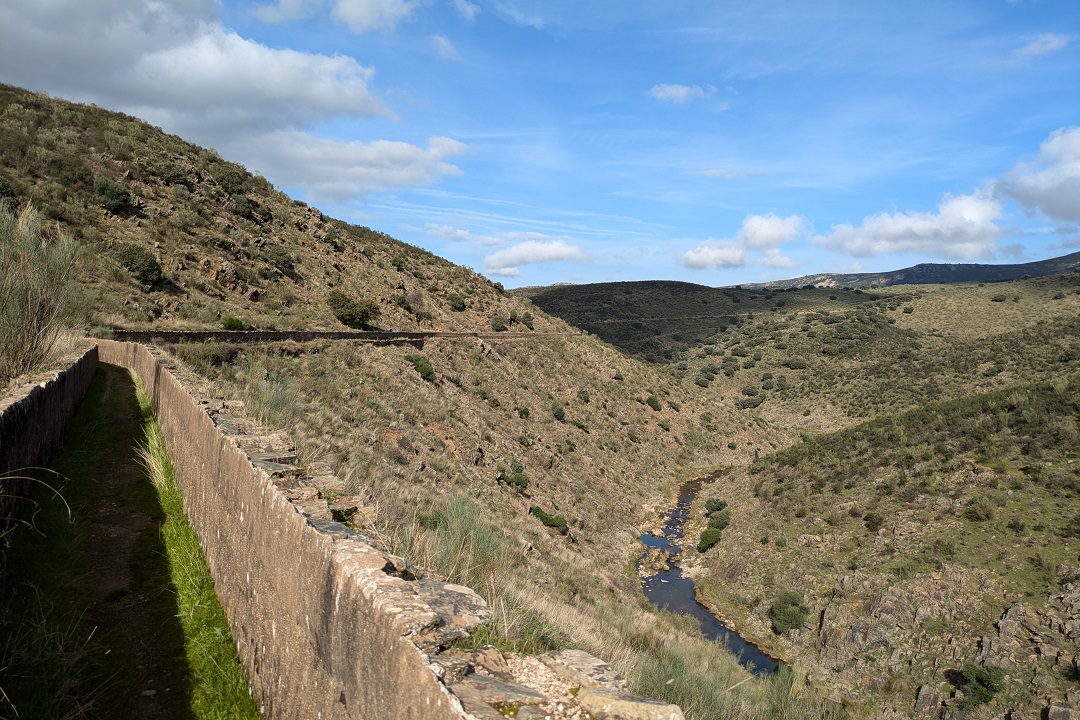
[638,476,779,675]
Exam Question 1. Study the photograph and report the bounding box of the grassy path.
[0,363,256,719]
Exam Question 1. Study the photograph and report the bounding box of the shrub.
[736,396,764,410]
[646,395,662,411]
[958,663,1006,708]
[327,289,379,329]
[220,315,246,331]
[521,312,534,330]
[500,465,529,492]
[963,497,994,522]
[0,201,82,377]
[577,389,590,404]
[991,294,1007,302]
[490,314,507,332]
[863,512,884,532]
[114,242,163,286]
[93,175,130,212]
[404,353,435,381]
[530,507,568,535]
[768,591,809,634]
[515,406,530,419]
[707,508,731,531]
[448,293,466,311]
[265,246,294,274]
[551,403,566,422]
[705,498,728,515]
[697,528,723,553]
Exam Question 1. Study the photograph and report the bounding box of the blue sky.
[1,0,1078,287]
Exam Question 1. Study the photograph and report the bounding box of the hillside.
[750,252,1080,289]
[6,81,1080,719]
[526,267,1080,715]
[0,84,832,719]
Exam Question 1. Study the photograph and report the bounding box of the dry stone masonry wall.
[90,341,683,720]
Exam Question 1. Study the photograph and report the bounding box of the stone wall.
[0,346,98,528]
[3,341,683,719]
[98,340,482,719]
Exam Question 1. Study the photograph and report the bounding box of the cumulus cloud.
[739,213,808,248]
[0,0,468,204]
[649,84,713,104]
[483,240,587,276]
[761,248,795,268]
[681,242,747,269]
[681,213,807,269]
[1010,33,1070,63]
[997,126,1080,222]
[814,191,1003,259]
[452,0,480,21]
[229,132,467,201]
[432,35,460,60]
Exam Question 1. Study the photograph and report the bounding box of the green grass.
[135,398,260,719]
[0,365,258,719]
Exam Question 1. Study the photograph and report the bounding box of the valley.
[2,82,1079,719]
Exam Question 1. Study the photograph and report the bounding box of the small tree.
[768,591,809,634]
[93,175,130,213]
[327,290,379,329]
[0,201,82,377]
[113,242,164,286]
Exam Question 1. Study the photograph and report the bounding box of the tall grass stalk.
[135,405,260,719]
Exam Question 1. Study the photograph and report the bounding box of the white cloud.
[452,0,480,21]
[649,84,713,104]
[253,0,320,23]
[230,132,467,201]
[681,213,807,269]
[252,0,419,31]
[332,0,419,32]
[1010,33,1070,63]
[997,126,1080,222]
[814,191,1003,259]
[129,26,386,135]
[432,35,460,60]
[761,248,795,268]
[739,213,807,248]
[423,223,502,245]
[681,241,747,269]
[483,240,586,276]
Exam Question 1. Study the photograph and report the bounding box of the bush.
[863,512,884,532]
[707,508,731,531]
[768,591,809,634]
[736,396,764,410]
[404,353,435,381]
[958,663,1006,708]
[114,242,163,286]
[490,314,507,332]
[704,498,728,514]
[220,315,246,331]
[551,403,566,422]
[447,293,466,311]
[697,528,723,553]
[93,175,130,212]
[265,246,294,274]
[521,312,534,330]
[991,294,1007,302]
[530,507,568,535]
[646,395,662,411]
[500,465,529,492]
[0,201,82,377]
[327,290,379,329]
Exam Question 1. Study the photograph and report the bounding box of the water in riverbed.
[638,476,779,675]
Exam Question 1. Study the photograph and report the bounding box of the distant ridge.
[749,250,1080,289]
